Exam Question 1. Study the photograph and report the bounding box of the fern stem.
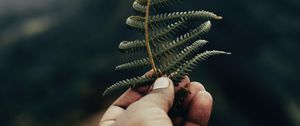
[145,0,158,75]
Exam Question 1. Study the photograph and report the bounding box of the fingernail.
[153,77,170,90]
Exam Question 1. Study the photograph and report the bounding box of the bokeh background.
[0,0,299,126]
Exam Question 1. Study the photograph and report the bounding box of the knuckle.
[190,81,205,91]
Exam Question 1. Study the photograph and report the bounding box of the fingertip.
[152,77,173,90]
[182,82,206,107]
[187,91,213,126]
[135,77,175,112]
[189,82,205,91]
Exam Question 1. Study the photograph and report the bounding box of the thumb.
[134,77,174,112]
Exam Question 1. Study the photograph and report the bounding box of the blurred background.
[0,0,299,126]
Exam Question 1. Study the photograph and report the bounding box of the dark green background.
[0,0,299,126]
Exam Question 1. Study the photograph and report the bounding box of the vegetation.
[103,0,230,96]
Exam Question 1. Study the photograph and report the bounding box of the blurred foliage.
[0,0,299,126]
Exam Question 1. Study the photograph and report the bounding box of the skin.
[99,75,213,126]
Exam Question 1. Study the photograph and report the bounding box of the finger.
[113,88,147,108]
[99,106,124,126]
[113,70,153,108]
[183,82,205,107]
[130,77,174,112]
[172,82,206,126]
[185,91,213,126]
[174,76,190,92]
[99,88,146,126]
[113,77,174,126]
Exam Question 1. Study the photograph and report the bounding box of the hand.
[99,76,213,126]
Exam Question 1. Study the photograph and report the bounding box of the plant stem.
[145,0,158,75]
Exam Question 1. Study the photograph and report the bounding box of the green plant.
[103,0,230,96]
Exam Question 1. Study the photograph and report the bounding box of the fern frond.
[135,0,183,6]
[150,18,187,41]
[103,76,155,96]
[126,11,221,29]
[104,0,229,97]
[170,50,231,82]
[133,0,183,13]
[126,16,145,30]
[116,58,150,71]
[115,58,150,71]
[132,1,147,13]
[149,11,222,22]
[117,39,209,71]
[119,40,146,53]
[159,39,208,74]
[118,21,211,69]
[153,21,212,56]
[120,19,187,53]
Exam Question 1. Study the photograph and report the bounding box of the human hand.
[99,76,213,126]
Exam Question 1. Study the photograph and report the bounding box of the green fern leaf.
[103,0,230,96]
[159,39,208,74]
[126,16,145,30]
[151,18,187,41]
[133,0,183,13]
[135,0,183,6]
[116,21,211,71]
[170,50,231,82]
[115,58,150,71]
[116,39,208,71]
[126,11,221,29]
[153,21,212,56]
[119,19,187,53]
[103,76,155,96]
[119,40,146,53]
[149,11,222,22]
[132,1,147,13]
